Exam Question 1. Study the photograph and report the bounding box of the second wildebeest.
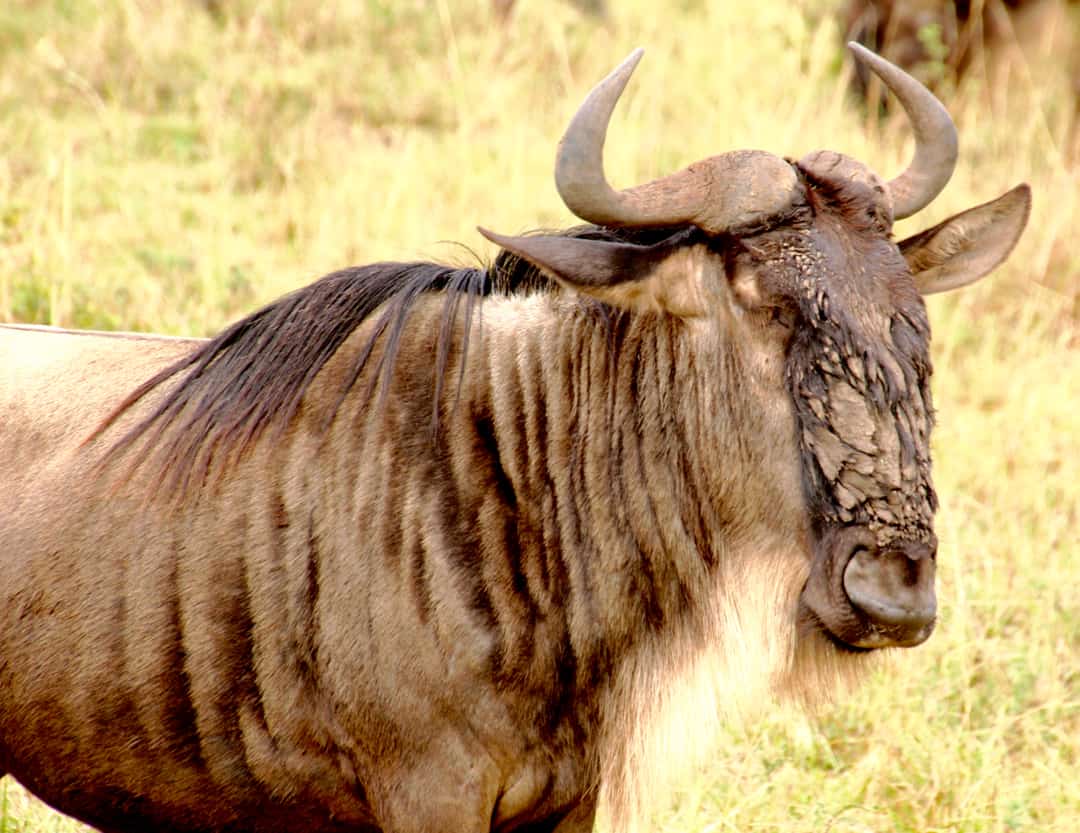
[845,0,1080,114]
[0,44,1030,833]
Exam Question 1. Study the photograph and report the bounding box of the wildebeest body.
[0,46,1031,833]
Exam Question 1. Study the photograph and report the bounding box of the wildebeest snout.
[802,525,937,650]
[842,539,936,647]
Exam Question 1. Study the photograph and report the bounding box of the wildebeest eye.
[767,304,797,331]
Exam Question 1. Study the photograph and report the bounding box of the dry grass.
[0,1,1077,831]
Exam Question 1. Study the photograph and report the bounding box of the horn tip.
[846,41,876,64]
[609,47,645,82]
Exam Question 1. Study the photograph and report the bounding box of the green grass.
[1,1,1077,831]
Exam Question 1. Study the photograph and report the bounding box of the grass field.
[0,0,1077,831]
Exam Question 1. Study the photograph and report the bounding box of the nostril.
[902,540,937,563]
[893,549,924,587]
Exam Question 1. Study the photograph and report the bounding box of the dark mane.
[90,224,681,494]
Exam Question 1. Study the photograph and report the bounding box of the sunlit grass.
[1,1,1077,831]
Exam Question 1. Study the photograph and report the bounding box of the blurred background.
[0,1,1076,831]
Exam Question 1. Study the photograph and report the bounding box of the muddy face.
[733,170,939,650]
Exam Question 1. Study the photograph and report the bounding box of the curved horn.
[554,50,799,234]
[847,42,958,220]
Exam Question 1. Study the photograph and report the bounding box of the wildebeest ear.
[899,184,1031,295]
[478,227,707,316]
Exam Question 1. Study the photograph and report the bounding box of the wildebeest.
[845,0,1079,105]
[0,43,1030,833]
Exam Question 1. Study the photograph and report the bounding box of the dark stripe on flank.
[163,542,205,766]
[235,560,271,743]
[474,412,541,639]
[438,478,505,671]
[626,343,665,631]
[299,511,323,684]
[542,631,581,741]
[453,536,503,650]
[475,414,517,511]
[90,554,147,755]
[194,520,262,797]
[409,527,433,625]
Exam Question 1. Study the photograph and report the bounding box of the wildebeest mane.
[90,224,685,495]
[91,262,493,494]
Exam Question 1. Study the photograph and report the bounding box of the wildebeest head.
[483,44,1030,652]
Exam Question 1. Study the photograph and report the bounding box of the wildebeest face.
[731,172,939,649]
[783,167,1029,649]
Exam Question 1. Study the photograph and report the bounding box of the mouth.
[801,610,878,655]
